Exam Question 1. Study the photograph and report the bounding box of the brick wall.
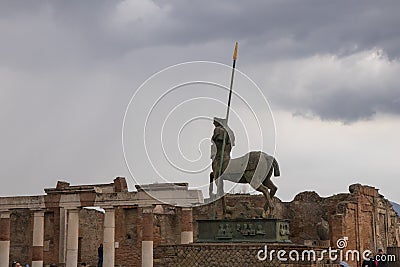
[113,206,182,267]
[154,207,180,245]
[154,243,341,267]
[43,209,58,265]
[115,207,141,267]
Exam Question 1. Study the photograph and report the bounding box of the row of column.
[0,210,44,267]
[0,206,193,267]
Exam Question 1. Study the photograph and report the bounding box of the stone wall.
[79,208,104,266]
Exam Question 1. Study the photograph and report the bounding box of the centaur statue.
[209,117,280,216]
[208,42,280,216]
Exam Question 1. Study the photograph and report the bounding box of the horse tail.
[272,157,280,177]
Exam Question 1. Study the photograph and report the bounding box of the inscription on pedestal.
[197,218,290,243]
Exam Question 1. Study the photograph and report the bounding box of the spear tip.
[233,42,238,60]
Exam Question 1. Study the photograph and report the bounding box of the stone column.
[142,207,154,267]
[103,208,115,267]
[32,211,45,267]
[59,208,68,266]
[66,209,79,267]
[0,211,10,267]
[181,208,193,244]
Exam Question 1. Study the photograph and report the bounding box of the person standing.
[98,243,103,267]
[376,249,388,267]
[362,253,375,267]
[11,261,22,267]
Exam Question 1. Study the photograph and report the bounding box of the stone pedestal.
[197,218,290,243]
[32,211,45,267]
[103,208,115,267]
[0,211,10,267]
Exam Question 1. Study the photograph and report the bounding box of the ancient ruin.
[0,177,399,266]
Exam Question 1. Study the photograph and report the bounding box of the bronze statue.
[210,118,280,216]
[210,117,235,197]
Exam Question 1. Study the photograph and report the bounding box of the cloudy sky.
[1,0,399,204]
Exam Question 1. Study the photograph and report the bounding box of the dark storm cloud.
[127,0,400,58]
[2,0,400,67]
[303,87,400,123]
[257,50,400,123]
[319,86,400,122]
[1,0,400,197]
[2,0,399,121]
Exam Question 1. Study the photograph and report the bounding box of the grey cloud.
[153,0,400,59]
[2,0,400,71]
[250,49,400,123]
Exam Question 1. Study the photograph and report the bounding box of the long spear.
[225,42,238,122]
[213,42,238,219]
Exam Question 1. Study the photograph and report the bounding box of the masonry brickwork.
[114,207,141,267]
[154,243,340,267]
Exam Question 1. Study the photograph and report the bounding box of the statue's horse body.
[211,150,280,215]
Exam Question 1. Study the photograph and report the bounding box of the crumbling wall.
[79,208,104,266]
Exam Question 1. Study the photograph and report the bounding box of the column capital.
[66,208,80,213]
[142,206,154,214]
[181,207,193,211]
[0,210,10,219]
[32,210,45,217]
